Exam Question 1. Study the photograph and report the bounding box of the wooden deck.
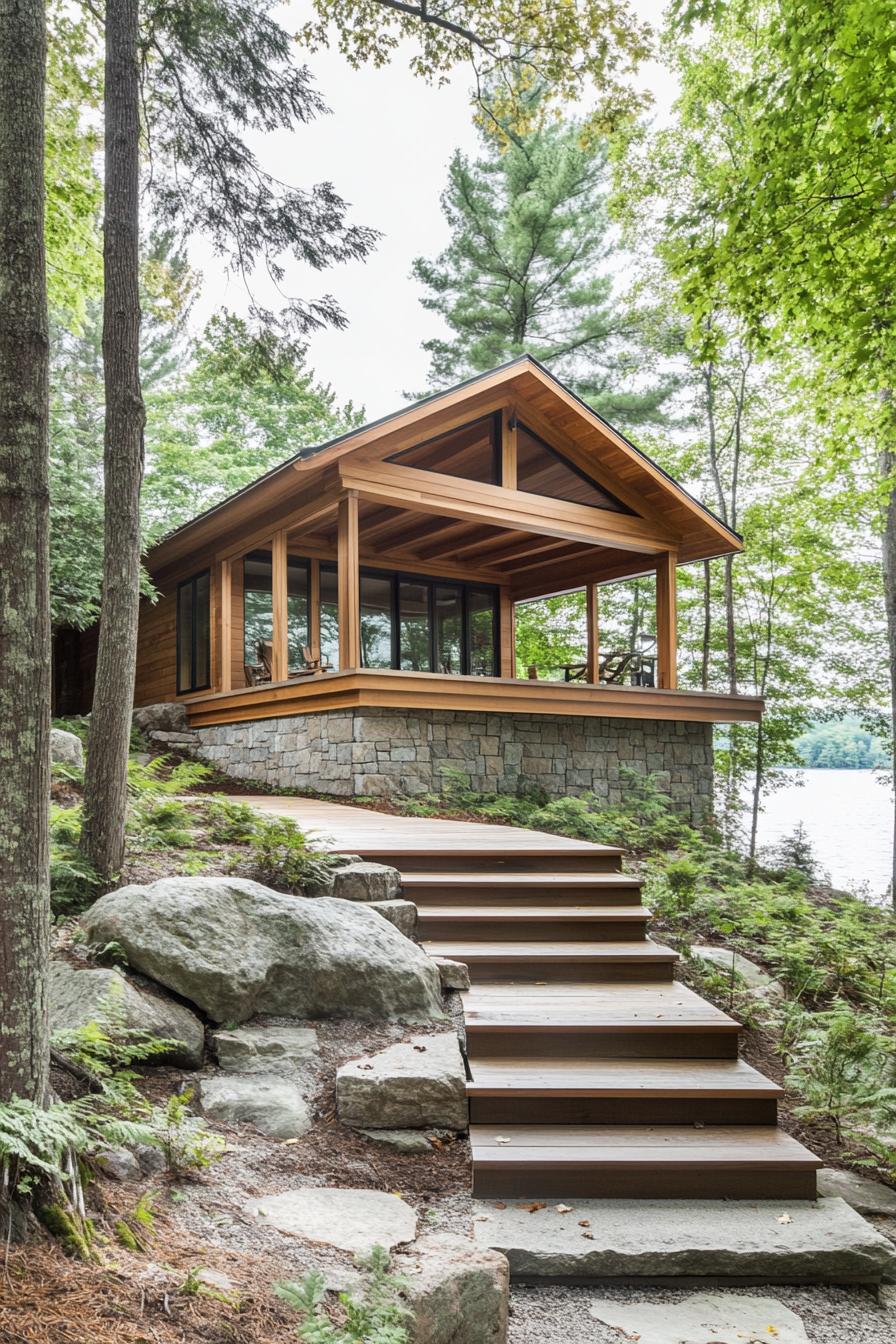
[236,795,821,1199]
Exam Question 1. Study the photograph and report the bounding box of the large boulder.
[396,1234,509,1344]
[50,728,84,769]
[49,961,204,1068]
[211,1024,318,1074]
[81,877,443,1024]
[691,944,784,999]
[132,702,188,735]
[337,1032,468,1131]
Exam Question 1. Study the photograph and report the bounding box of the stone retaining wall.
[193,708,714,822]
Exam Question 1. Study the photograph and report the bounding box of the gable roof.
[146,355,741,573]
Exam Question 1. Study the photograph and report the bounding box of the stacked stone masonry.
[193,708,714,822]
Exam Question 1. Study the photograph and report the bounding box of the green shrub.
[275,1244,410,1343]
[205,797,262,844]
[250,815,338,891]
[786,1001,896,1151]
[154,1089,224,1175]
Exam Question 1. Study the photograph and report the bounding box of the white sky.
[189,1,677,419]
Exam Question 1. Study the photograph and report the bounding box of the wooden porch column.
[309,558,321,660]
[655,550,678,689]
[499,587,515,677]
[337,492,361,670]
[585,582,599,684]
[501,407,518,488]
[218,558,232,693]
[271,529,288,681]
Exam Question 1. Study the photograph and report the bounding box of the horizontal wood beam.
[511,549,661,601]
[338,461,679,554]
[214,484,344,563]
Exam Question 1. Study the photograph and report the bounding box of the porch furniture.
[301,645,332,674]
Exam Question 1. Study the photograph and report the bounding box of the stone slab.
[691,945,783,998]
[589,1291,808,1343]
[472,1197,896,1284]
[249,1186,417,1254]
[817,1167,896,1216]
[395,1233,510,1344]
[369,899,418,939]
[432,957,471,992]
[199,1074,312,1139]
[337,1031,468,1130]
[360,1128,434,1153]
[211,1024,318,1074]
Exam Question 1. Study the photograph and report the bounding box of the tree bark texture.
[81,0,146,882]
[880,444,896,906]
[0,0,51,1103]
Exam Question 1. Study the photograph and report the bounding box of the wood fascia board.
[515,364,742,556]
[184,666,764,728]
[337,461,679,554]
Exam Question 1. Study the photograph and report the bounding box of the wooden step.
[401,871,643,905]
[360,845,624,874]
[469,1124,821,1199]
[417,905,651,942]
[422,940,677,983]
[467,1057,781,1125]
[464,982,740,1057]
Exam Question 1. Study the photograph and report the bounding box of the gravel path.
[509,1282,896,1344]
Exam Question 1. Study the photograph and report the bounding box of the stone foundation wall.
[193,708,715,822]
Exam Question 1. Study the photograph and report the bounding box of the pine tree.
[413,110,669,426]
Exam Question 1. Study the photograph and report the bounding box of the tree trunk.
[723,552,737,694]
[0,0,51,1105]
[748,717,764,866]
[880,444,896,907]
[80,0,145,883]
[701,559,711,690]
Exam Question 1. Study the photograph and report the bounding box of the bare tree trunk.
[0,0,51,1105]
[748,718,764,866]
[880,444,896,907]
[723,552,737,693]
[701,559,711,690]
[80,0,145,883]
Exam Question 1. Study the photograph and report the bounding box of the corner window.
[176,571,211,694]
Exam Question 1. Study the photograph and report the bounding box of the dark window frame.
[331,562,500,676]
[241,549,312,668]
[176,569,211,695]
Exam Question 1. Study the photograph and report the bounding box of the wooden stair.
[400,835,821,1201]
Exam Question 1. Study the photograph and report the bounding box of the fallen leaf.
[494,1135,512,1145]
[281,1138,301,1146]
[693,1121,705,1129]
[581,1231,594,1240]
[517,1201,546,1214]
[474,1214,490,1222]
[429,1137,445,1150]
[578,1219,591,1228]
[494,1202,507,1210]
[358,1063,373,1071]
[554,1204,573,1214]
[413,1044,427,1052]
[776,1213,793,1225]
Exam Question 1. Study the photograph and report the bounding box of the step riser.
[417,918,650,942]
[467,1031,741,1060]
[461,961,675,984]
[469,1098,779,1126]
[407,889,644,907]
[387,854,624,874]
[472,1169,818,1200]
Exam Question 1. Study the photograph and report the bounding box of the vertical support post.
[218,557,232,693]
[271,529,288,681]
[656,550,678,689]
[585,582,599,684]
[501,406,517,489]
[338,492,361,670]
[499,587,514,678]
[309,557,321,661]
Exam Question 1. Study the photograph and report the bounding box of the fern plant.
[786,1000,896,1146]
[250,816,339,892]
[126,755,210,849]
[275,1246,411,1343]
[205,797,261,844]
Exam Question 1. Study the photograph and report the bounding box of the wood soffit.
[145,357,742,580]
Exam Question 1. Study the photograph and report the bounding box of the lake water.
[749,769,893,902]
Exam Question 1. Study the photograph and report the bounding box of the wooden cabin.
[65,357,761,815]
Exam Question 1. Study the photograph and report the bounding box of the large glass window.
[360,572,393,668]
[387,414,499,484]
[320,565,340,672]
[468,587,497,677]
[516,423,631,512]
[176,570,210,694]
[242,549,309,672]
[434,584,463,675]
[399,581,433,671]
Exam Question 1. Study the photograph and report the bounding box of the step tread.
[423,940,675,963]
[467,1057,783,1098]
[401,871,640,887]
[464,981,738,1031]
[417,905,650,921]
[470,1125,821,1169]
